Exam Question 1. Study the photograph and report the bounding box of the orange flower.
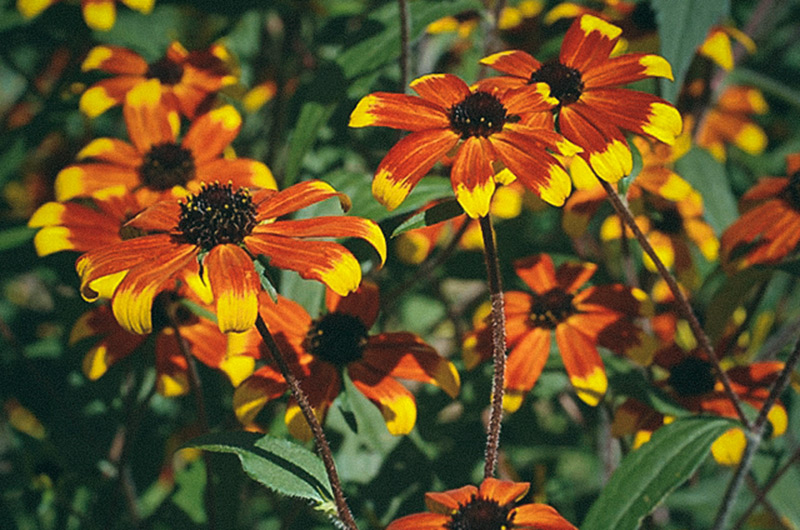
[232,283,459,439]
[694,85,768,162]
[721,154,800,268]
[75,180,386,335]
[465,254,646,409]
[349,73,578,218]
[57,80,273,204]
[73,292,257,397]
[385,478,577,530]
[80,41,235,118]
[480,14,681,183]
[18,0,154,31]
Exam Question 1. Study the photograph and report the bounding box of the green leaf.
[391,199,464,237]
[340,371,395,453]
[674,146,738,235]
[284,101,338,186]
[652,0,730,103]
[335,0,483,80]
[186,431,334,506]
[172,459,207,524]
[0,226,35,251]
[581,416,737,530]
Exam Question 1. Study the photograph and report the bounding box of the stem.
[398,0,410,91]
[733,447,800,529]
[254,314,357,530]
[712,336,800,530]
[171,322,218,530]
[479,214,507,479]
[599,179,751,427]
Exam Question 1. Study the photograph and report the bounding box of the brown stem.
[171,322,218,530]
[479,214,507,479]
[254,314,358,530]
[712,336,800,530]
[599,179,751,427]
[398,0,410,91]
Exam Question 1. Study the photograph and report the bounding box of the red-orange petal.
[513,254,558,293]
[126,199,182,232]
[409,73,472,109]
[123,79,177,154]
[560,15,622,73]
[372,129,460,211]
[480,50,540,78]
[253,180,349,221]
[450,136,496,218]
[349,92,450,131]
[505,327,551,394]
[479,478,530,505]
[512,503,579,529]
[82,45,147,74]
[348,362,418,435]
[193,158,277,191]
[385,513,449,530]
[325,281,380,327]
[425,485,478,512]
[80,76,142,118]
[55,164,141,201]
[559,104,631,182]
[556,323,607,406]
[205,245,261,333]
[182,106,242,164]
[582,53,674,89]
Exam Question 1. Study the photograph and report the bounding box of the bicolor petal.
[205,245,260,333]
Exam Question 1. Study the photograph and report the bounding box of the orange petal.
[559,104,632,182]
[55,164,140,201]
[480,49,540,78]
[512,503,579,529]
[372,129,459,211]
[513,254,558,293]
[425,485,478,512]
[325,281,380,326]
[205,245,261,333]
[580,89,682,146]
[385,513,449,530]
[82,0,116,31]
[560,14,622,72]
[182,105,242,164]
[194,158,277,191]
[80,76,142,118]
[348,363,417,435]
[349,92,449,130]
[233,367,287,424]
[123,79,176,153]
[583,53,673,88]
[479,478,529,505]
[505,327,551,400]
[77,137,142,167]
[409,73,472,109]
[253,180,349,220]
[82,45,147,74]
[556,324,607,406]
[451,136,496,218]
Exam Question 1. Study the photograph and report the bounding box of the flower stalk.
[254,314,358,530]
[479,214,507,479]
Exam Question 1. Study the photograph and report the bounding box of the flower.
[693,85,768,163]
[612,346,788,465]
[427,1,543,38]
[721,153,800,268]
[72,291,257,396]
[232,283,460,439]
[17,0,154,31]
[57,79,274,204]
[385,477,577,530]
[479,14,682,182]
[464,253,647,409]
[349,73,579,218]
[80,41,235,118]
[75,180,386,335]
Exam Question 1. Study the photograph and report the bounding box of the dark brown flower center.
[449,92,508,139]
[529,61,584,106]
[146,57,184,85]
[783,171,800,210]
[668,357,716,397]
[530,288,576,328]
[651,205,684,235]
[139,142,196,191]
[446,496,514,530]
[177,183,257,251]
[304,313,368,367]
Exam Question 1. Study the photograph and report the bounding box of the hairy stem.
[479,214,507,479]
[713,337,800,530]
[254,314,357,530]
[599,179,751,427]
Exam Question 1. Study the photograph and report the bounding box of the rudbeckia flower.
[612,346,788,465]
[480,14,682,182]
[349,73,579,218]
[385,477,577,530]
[80,41,236,118]
[75,180,387,335]
[721,154,800,268]
[694,85,768,163]
[73,292,257,397]
[57,79,274,204]
[18,0,154,31]
[464,253,647,409]
[232,283,460,439]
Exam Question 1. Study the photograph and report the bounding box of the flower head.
[692,85,768,162]
[465,253,647,408]
[233,283,459,439]
[80,41,235,118]
[480,14,681,183]
[57,79,274,203]
[721,153,800,268]
[350,73,578,218]
[385,478,577,530]
[18,0,154,31]
[75,180,386,335]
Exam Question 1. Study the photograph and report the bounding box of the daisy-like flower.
[480,14,682,183]
[80,41,235,118]
[232,283,460,439]
[18,0,154,31]
[73,291,257,397]
[75,180,386,335]
[721,153,800,268]
[57,79,273,204]
[385,477,577,530]
[693,85,768,163]
[464,253,647,409]
[349,73,579,218]
[612,346,788,465]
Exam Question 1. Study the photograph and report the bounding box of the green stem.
[254,314,357,530]
[479,214,507,479]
